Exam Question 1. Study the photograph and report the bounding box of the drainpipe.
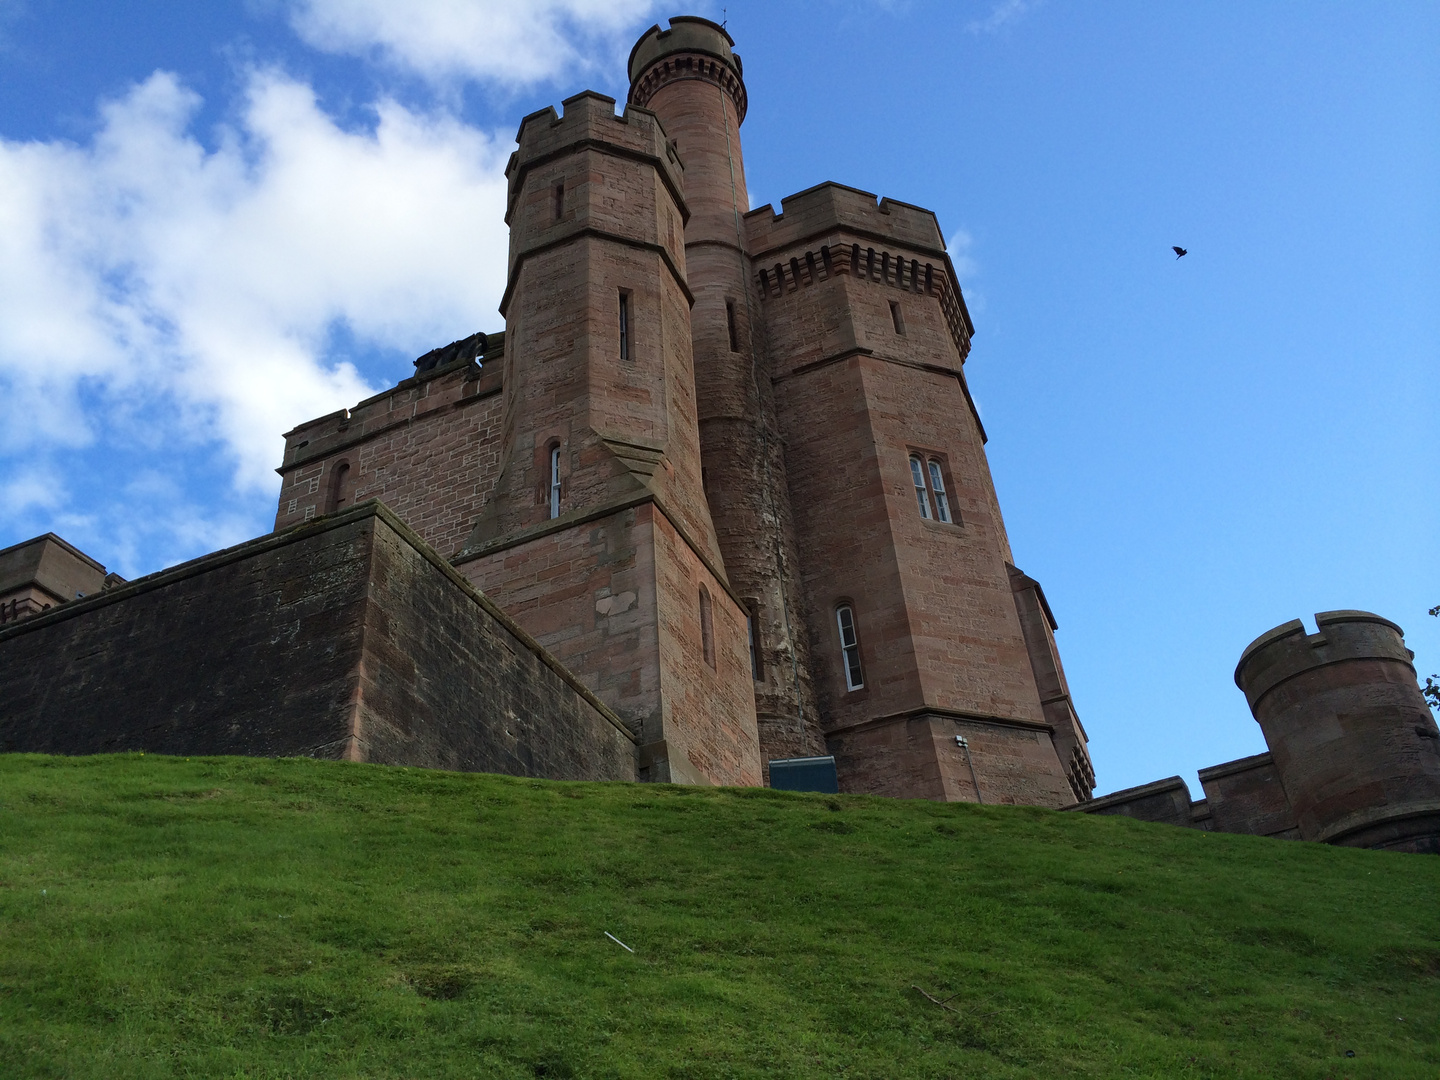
[955,735,984,804]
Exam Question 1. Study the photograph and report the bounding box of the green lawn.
[0,754,1436,1078]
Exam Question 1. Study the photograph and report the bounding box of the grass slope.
[1,754,1437,1079]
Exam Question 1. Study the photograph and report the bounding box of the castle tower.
[745,185,1090,805]
[455,92,762,786]
[628,18,828,768]
[1235,611,1440,853]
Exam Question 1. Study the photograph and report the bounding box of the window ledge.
[920,517,964,534]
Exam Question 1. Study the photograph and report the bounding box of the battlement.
[506,92,685,226]
[745,183,947,260]
[745,184,974,360]
[627,17,745,122]
[1234,610,1414,711]
[278,333,504,473]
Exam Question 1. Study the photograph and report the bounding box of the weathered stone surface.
[0,503,636,781]
[1197,752,1300,839]
[274,353,505,561]
[1235,611,1440,853]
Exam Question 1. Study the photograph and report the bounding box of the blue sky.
[1,1,1435,796]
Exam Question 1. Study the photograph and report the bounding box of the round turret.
[628,16,746,123]
[1235,610,1440,853]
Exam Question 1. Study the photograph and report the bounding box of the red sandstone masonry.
[457,88,760,787]
[274,360,503,559]
[264,16,1091,804]
[765,210,1077,805]
[630,20,828,769]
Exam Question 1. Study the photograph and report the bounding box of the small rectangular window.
[549,445,562,519]
[618,291,630,361]
[909,455,931,519]
[890,300,905,335]
[553,182,564,220]
[726,300,739,352]
[928,460,952,523]
[836,605,864,691]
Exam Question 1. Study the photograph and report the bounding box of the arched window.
[329,461,354,513]
[909,456,931,519]
[927,460,952,523]
[835,604,864,691]
[548,444,562,519]
[699,587,715,670]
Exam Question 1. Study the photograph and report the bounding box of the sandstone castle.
[263,16,1093,803]
[3,18,1437,851]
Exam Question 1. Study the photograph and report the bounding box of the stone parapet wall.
[274,358,503,559]
[1196,753,1299,839]
[0,503,636,781]
[1070,777,1209,830]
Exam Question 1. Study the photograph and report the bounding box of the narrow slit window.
[928,460,952,523]
[618,291,630,360]
[699,588,715,670]
[726,301,739,352]
[553,182,564,221]
[548,445,562,519]
[836,605,864,691]
[890,300,905,335]
[745,602,763,681]
[909,455,932,519]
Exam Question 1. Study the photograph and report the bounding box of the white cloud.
[0,68,512,498]
[1,464,64,516]
[286,0,660,86]
[947,228,979,283]
[967,0,1035,34]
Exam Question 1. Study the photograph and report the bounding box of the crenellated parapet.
[746,183,948,256]
[744,183,975,362]
[627,17,746,124]
[277,333,503,476]
[501,92,689,319]
[1235,611,1440,853]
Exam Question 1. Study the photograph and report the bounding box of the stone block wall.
[829,711,1072,805]
[1196,753,1299,839]
[0,503,636,781]
[274,358,504,560]
[1075,777,1209,830]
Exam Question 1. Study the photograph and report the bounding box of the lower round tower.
[1235,610,1440,853]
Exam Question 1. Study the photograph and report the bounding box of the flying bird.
[1172,246,1188,259]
